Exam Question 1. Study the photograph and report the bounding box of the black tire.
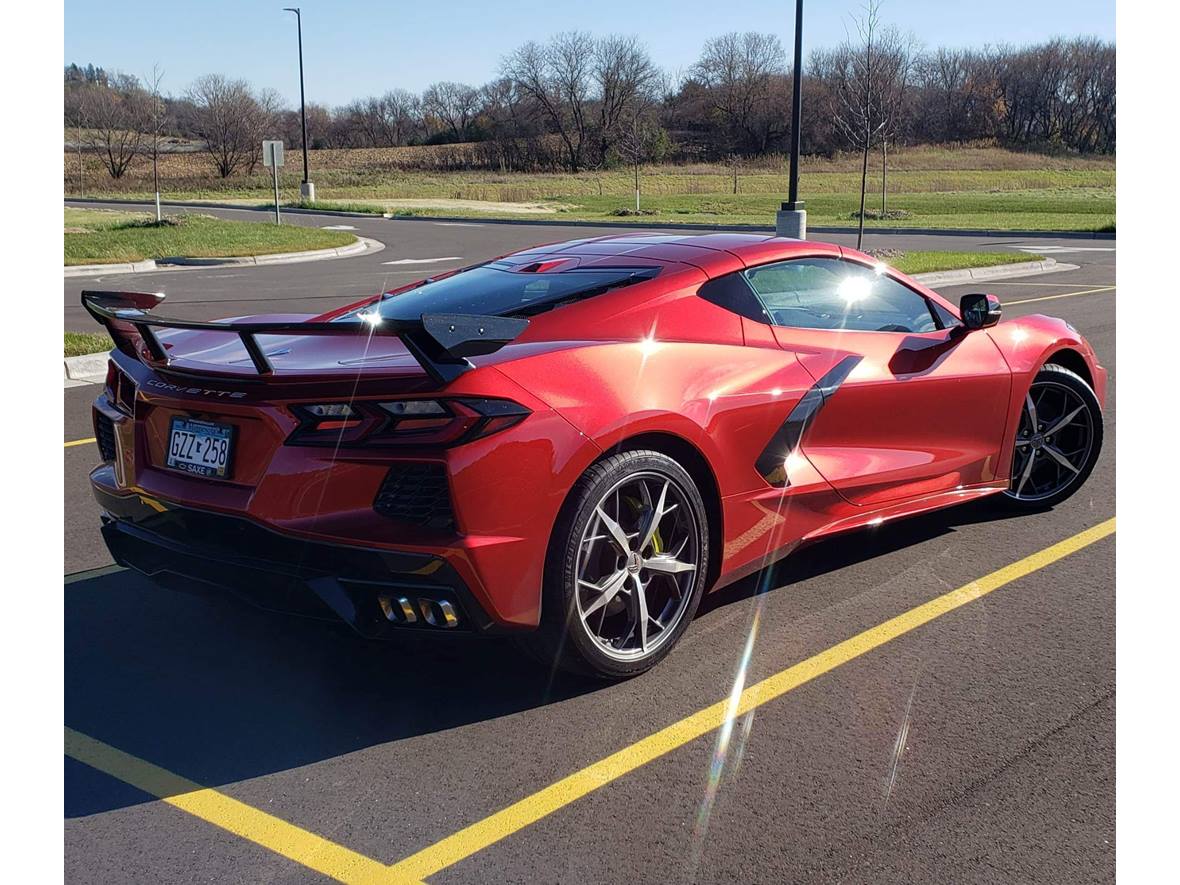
[521,449,710,679]
[1001,363,1103,509]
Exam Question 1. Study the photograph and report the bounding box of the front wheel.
[1002,363,1103,508]
[524,450,710,679]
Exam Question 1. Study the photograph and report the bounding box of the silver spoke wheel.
[1006,378,1095,503]
[574,471,700,661]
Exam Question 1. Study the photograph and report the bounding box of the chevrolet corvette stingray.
[84,233,1105,677]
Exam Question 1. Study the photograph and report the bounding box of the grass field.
[64,208,355,265]
[878,251,1042,275]
[65,144,1115,233]
[65,331,113,358]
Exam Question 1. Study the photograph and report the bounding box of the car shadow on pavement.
[64,496,1032,820]
[64,568,603,819]
[698,495,1031,616]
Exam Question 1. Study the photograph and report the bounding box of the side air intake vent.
[373,463,454,530]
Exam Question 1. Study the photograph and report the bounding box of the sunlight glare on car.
[838,275,873,304]
[637,333,662,358]
[357,309,382,327]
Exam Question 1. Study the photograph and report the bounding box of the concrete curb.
[64,352,108,384]
[64,259,158,277]
[63,235,383,278]
[64,197,1117,240]
[911,258,1078,287]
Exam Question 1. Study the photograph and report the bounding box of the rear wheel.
[525,450,709,679]
[1002,363,1102,508]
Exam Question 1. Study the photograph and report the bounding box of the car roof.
[501,233,841,278]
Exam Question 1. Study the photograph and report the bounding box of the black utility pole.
[785,0,804,211]
[284,7,310,189]
[775,0,806,237]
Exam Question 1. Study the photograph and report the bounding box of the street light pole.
[284,7,314,201]
[776,0,807,239]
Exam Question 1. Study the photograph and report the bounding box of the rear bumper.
[89,356,602,628]
[92,474,507,637]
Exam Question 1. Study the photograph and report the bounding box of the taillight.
[299,403,362,431]
[105,361,136,415]
[287,398,530,448]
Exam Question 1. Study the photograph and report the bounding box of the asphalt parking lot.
[63,212,1115,884]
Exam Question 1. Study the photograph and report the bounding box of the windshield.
[369,263,659,321]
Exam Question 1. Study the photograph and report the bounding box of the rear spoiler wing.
[81,290,528,384]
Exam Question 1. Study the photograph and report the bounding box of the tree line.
[64,19,1114,183]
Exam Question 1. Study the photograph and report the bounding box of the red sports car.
[85,233,1105,677]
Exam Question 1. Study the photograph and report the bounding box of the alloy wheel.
[1006,379,1096,503]
[574,471,701,661]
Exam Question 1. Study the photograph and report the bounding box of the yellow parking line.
[388,517,1116,881]
[1007,286,1115,306]
[64,728,403,885]
[65,437,96,448]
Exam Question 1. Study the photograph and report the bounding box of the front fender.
[986,315,1107,479]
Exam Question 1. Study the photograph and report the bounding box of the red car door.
[743,255,1012,507]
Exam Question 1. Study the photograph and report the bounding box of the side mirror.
[959,293,1002,330]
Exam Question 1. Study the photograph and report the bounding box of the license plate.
[166,417,234,478]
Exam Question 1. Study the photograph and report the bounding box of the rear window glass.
[367,263,659,321]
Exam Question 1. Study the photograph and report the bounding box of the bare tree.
[691,32,789,157]
[187,75,281,178]
[504,32,595,171]
[825,1,913,248]
[244,88,284,174]
[143,64,168,220]
[78,73,148,179]
[615,86,667,211]
[64,84,87,194]
[422,81,479,141]
[342,90,421,147]
[593,35,660,163]
[479,76,540,171]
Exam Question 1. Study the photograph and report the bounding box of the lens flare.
[838,275,873,304]
[688,608,761,875]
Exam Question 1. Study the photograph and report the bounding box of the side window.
[697,273,769,323]
[742,258,941,333]
[930,298,959,329]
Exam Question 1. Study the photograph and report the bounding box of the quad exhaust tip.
[378,594,460,628]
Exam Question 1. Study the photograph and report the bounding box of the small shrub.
[849,208,913,221]
[608,207,658,217]
[116,215,186,230]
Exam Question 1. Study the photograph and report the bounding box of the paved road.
[64,216,1115,884]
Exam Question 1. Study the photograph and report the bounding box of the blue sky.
[64,0,1115,107]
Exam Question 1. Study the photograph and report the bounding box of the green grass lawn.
[289,186,1112,232]
[65,145,1115,234]
[884,251,1044,275]
[64,209,356,265]
[65,331,113,358]
[65,206,151,230]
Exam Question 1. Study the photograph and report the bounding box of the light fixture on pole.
[283,7,314,202]
[776,0,807,239]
